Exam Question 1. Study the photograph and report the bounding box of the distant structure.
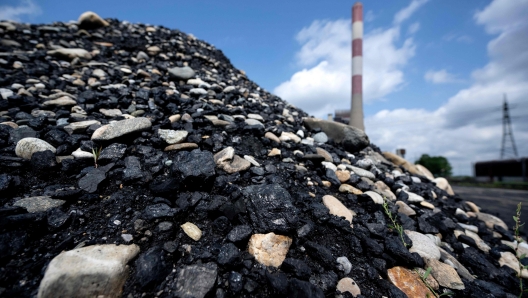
[396,149,406,158]
[475,158,527,182]
[350,2,365,131]
[333,109,350,124]
[500,95,518,159]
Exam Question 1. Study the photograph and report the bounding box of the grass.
[416,267,454,297]
[512,202,528,298]
[91,146,102,168]
[382,200,408,248]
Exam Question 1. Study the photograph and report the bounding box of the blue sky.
[2,0,528,175]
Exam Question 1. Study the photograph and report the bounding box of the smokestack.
[350,2,365,131]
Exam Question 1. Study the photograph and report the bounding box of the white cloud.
[274,0,423,119]
[443,32,474,44]
[0,0,41,21]
[393,0,429,24]
[424,69,460,84]
[365,10,376,22]
[408,22,420,35]
[366,0,528,175]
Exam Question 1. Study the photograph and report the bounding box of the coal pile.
[0,12,525,298]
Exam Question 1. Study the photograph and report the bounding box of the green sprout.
[512,202,528,298]
[416,267,454,298]
[91,146,102,168]
[382,200,408,248]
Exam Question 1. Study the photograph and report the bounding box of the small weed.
[382,200,408,248]
[512,202,528,298]
[416,267,454,298]
[91,146,102,168]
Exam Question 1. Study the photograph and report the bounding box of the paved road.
[453,186,528,231]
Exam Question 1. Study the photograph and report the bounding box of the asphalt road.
[453,186,528,232]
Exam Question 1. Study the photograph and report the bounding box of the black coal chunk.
[171,149,215,189]
[31,150,57,172]
[123,156,143,182]
[282,258,312,280]
[134,246,172,290]
[217,243,240,266]
[304,241,334,269]
[242,184,299,233]
[78,163,114,193]
[144,203,176,220]
[227,225,252,243]
[287,278,324,298]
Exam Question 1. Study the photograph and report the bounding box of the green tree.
[415,154,453,177]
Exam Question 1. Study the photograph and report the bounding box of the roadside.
[453,186,528,231]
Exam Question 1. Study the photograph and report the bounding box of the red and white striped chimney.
[350,2,365,131]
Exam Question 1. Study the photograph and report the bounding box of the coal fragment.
[242,184,299,233]
[134,246,171,290]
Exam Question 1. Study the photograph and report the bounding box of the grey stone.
[64,120,100,135]
[15,137,56,160]
[168,66,195,80]
[303,118,369,153]
[37,244,139,298]
[312,132,328,143]
[336,256,352,274]
[91,117,151,141]
[190,88,207,96]
[47,48,92,60]
[404,230,441,260]
[173,263,217,298]
[13,196,65,213]
[158,129,188,144]
[245,119,264,128]
[349,165,375,179]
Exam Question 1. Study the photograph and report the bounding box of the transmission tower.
[500,94,518,159]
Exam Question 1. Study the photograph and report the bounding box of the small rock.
[264,132,280,143]
[15,138,56,160]
[364,191,384,204]
[433,177,455,195]
[173,263,217,298]
[99,109,122,117]
[404,230,441,260]
[168,66,195,80]
[335,170,350,183]
[158,129,188,144]
[78,11,109,29]
[420,201,435,210]
[268,148,281,156]
[37,244,139,298]
[339,184,363,195]
[92,117,151,141]
[395,201,416,216]
[336,277,361,297]
[181,222,202,241]
[425,258,465,290]
[322,195,355,225]
[336,257,352,274]
[164,143,198,151]
[248,233,292,267]
[13,196,65,213]
[313,132,328,143]
[387,266,434,298]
